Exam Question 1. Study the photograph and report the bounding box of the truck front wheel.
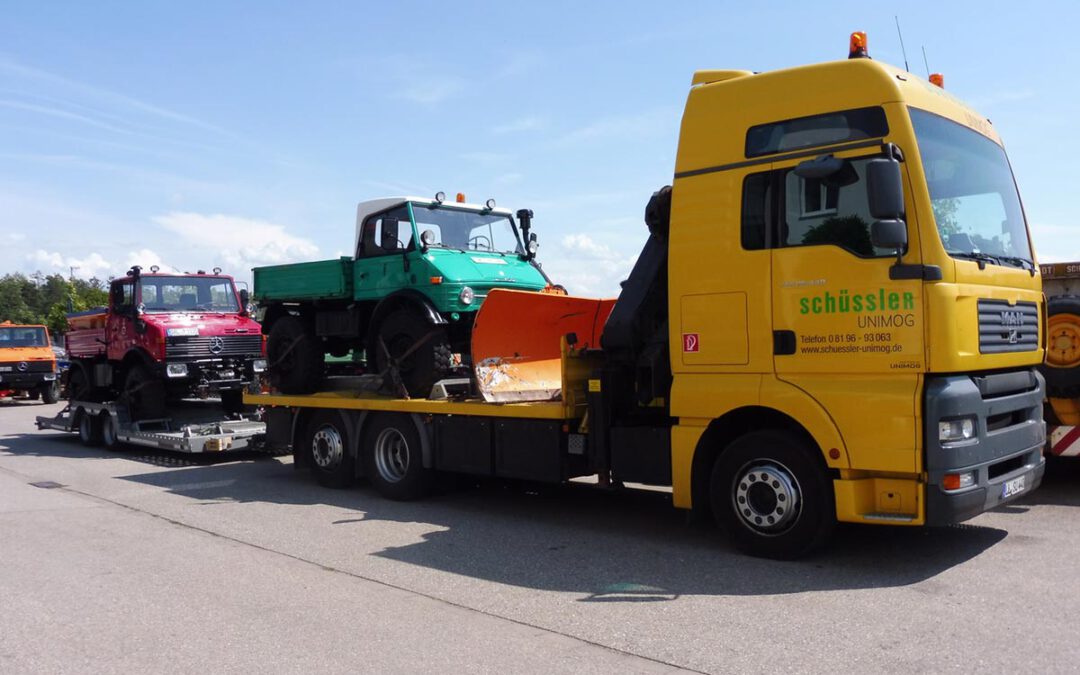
[710,430,835,559]
[373,310,452,398]
[267,316,324,394]
[40,380,60,404]
[124,364,167,421]
[362,413,432,501]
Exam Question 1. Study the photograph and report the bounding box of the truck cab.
[0,322,60,403]
[67,266,266,418]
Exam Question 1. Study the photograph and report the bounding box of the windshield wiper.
[948,250,1001,268]
[995,254,1034,271]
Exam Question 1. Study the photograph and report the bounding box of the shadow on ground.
[2,426,1016,600]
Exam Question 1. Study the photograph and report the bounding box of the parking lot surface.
[2,400,1079,673]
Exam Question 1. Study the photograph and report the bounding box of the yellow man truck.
[249,34,1046,558]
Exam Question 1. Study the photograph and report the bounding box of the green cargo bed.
[253,257,354,302]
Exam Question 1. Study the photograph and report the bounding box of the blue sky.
[2,1,1077,294]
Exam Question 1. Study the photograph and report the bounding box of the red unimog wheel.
[123,364,167,421]
[267,315,325,395]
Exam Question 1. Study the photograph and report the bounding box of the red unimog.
[65,266,266,419]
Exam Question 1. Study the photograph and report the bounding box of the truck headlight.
[939,416,976,442]
[252,359,267,373]
[459,286,475,306]
[166,363,189,378]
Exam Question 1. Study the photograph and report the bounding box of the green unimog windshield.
[411,205,524,255]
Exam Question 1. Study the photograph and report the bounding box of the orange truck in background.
[0,322,61,403]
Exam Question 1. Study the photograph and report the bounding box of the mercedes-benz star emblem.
[17,361,28,372]
[208,336,225,355]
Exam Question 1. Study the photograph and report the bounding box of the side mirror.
[867,159,904,219]
[239,288,249,307]
[871,220,908,250]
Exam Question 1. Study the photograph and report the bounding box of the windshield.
[139,276,239,313]
[0,326,47,347]
[910,108,1032,267]
[411,205,523,255]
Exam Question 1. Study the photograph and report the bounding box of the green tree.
[932,197,961,236]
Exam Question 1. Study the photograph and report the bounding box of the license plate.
[1001,475,1026,499]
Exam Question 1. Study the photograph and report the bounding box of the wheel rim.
[731,460,802,535]
[373,427,410,483]
[1047,313,1080,368]
[311,425,344,469]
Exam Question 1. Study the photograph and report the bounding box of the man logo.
[208,336,225,355]
[1000,310,1024,327]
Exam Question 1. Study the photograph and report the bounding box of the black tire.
[220,389,245,415]
[77,410,102,446]
[124,364,167,421]
[373,309,451,398]
[304,411,355,488]
[26,389,40,401]
[40,380,60,404]
[100,413,121,450]
[710,430,835,559]
[362,413,432,501]
[267,316,324,394]
[1043,295,1080,398]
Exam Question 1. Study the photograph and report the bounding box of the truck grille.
[166,335,262,359]
[0,360,53,373]
[978,299,1038,354]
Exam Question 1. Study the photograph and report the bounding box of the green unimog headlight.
[459,286,474,306]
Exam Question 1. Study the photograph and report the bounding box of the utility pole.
[69,265,79,280]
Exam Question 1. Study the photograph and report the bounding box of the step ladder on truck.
[1042,261,1080,457]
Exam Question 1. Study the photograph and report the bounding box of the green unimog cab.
[254,193,552,397]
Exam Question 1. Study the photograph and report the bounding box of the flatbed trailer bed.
[37,400,266,453]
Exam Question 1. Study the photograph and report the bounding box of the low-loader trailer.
[249,35,1047,558]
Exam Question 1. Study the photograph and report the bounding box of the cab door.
[353,205,416,302]
[768,148,925,474]
[105,279,137,361]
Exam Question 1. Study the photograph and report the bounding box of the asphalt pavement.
[2,400,1078,673]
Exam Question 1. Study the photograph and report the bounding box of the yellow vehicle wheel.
[1043,296,1080,398]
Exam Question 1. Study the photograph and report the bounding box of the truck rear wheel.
[1043,295,1080,398]
[710,430,835,559]
[124,364,167,421]
[304,411,355,488]
[267,316,324,394]
[362,413,432,501]
[100,413,121,450]
[373,309,452,398]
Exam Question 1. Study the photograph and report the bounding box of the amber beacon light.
[929,73,945,88]
[848,31,869,59]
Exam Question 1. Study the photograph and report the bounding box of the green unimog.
[254,193,552,397]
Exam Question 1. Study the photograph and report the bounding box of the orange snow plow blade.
[471,289,616,403]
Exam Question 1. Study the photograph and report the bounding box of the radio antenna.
[921,45,931,77]
[894,16,910,72]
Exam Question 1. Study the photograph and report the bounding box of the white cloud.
[27,249,114,279]
[152,212,319,278]
[1030,222,1080,263]
[541,233,639,296]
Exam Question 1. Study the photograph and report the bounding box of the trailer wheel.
[100,413,120,450]
[77,410,102,446]
[1043,295,1080,398]
[304,411,354,488]
[363,413,431,501]
[373,309,451,398]
[710,430,835,559]
[267,316,324,394]
[124,364,167,421]
[40,380,60,404]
